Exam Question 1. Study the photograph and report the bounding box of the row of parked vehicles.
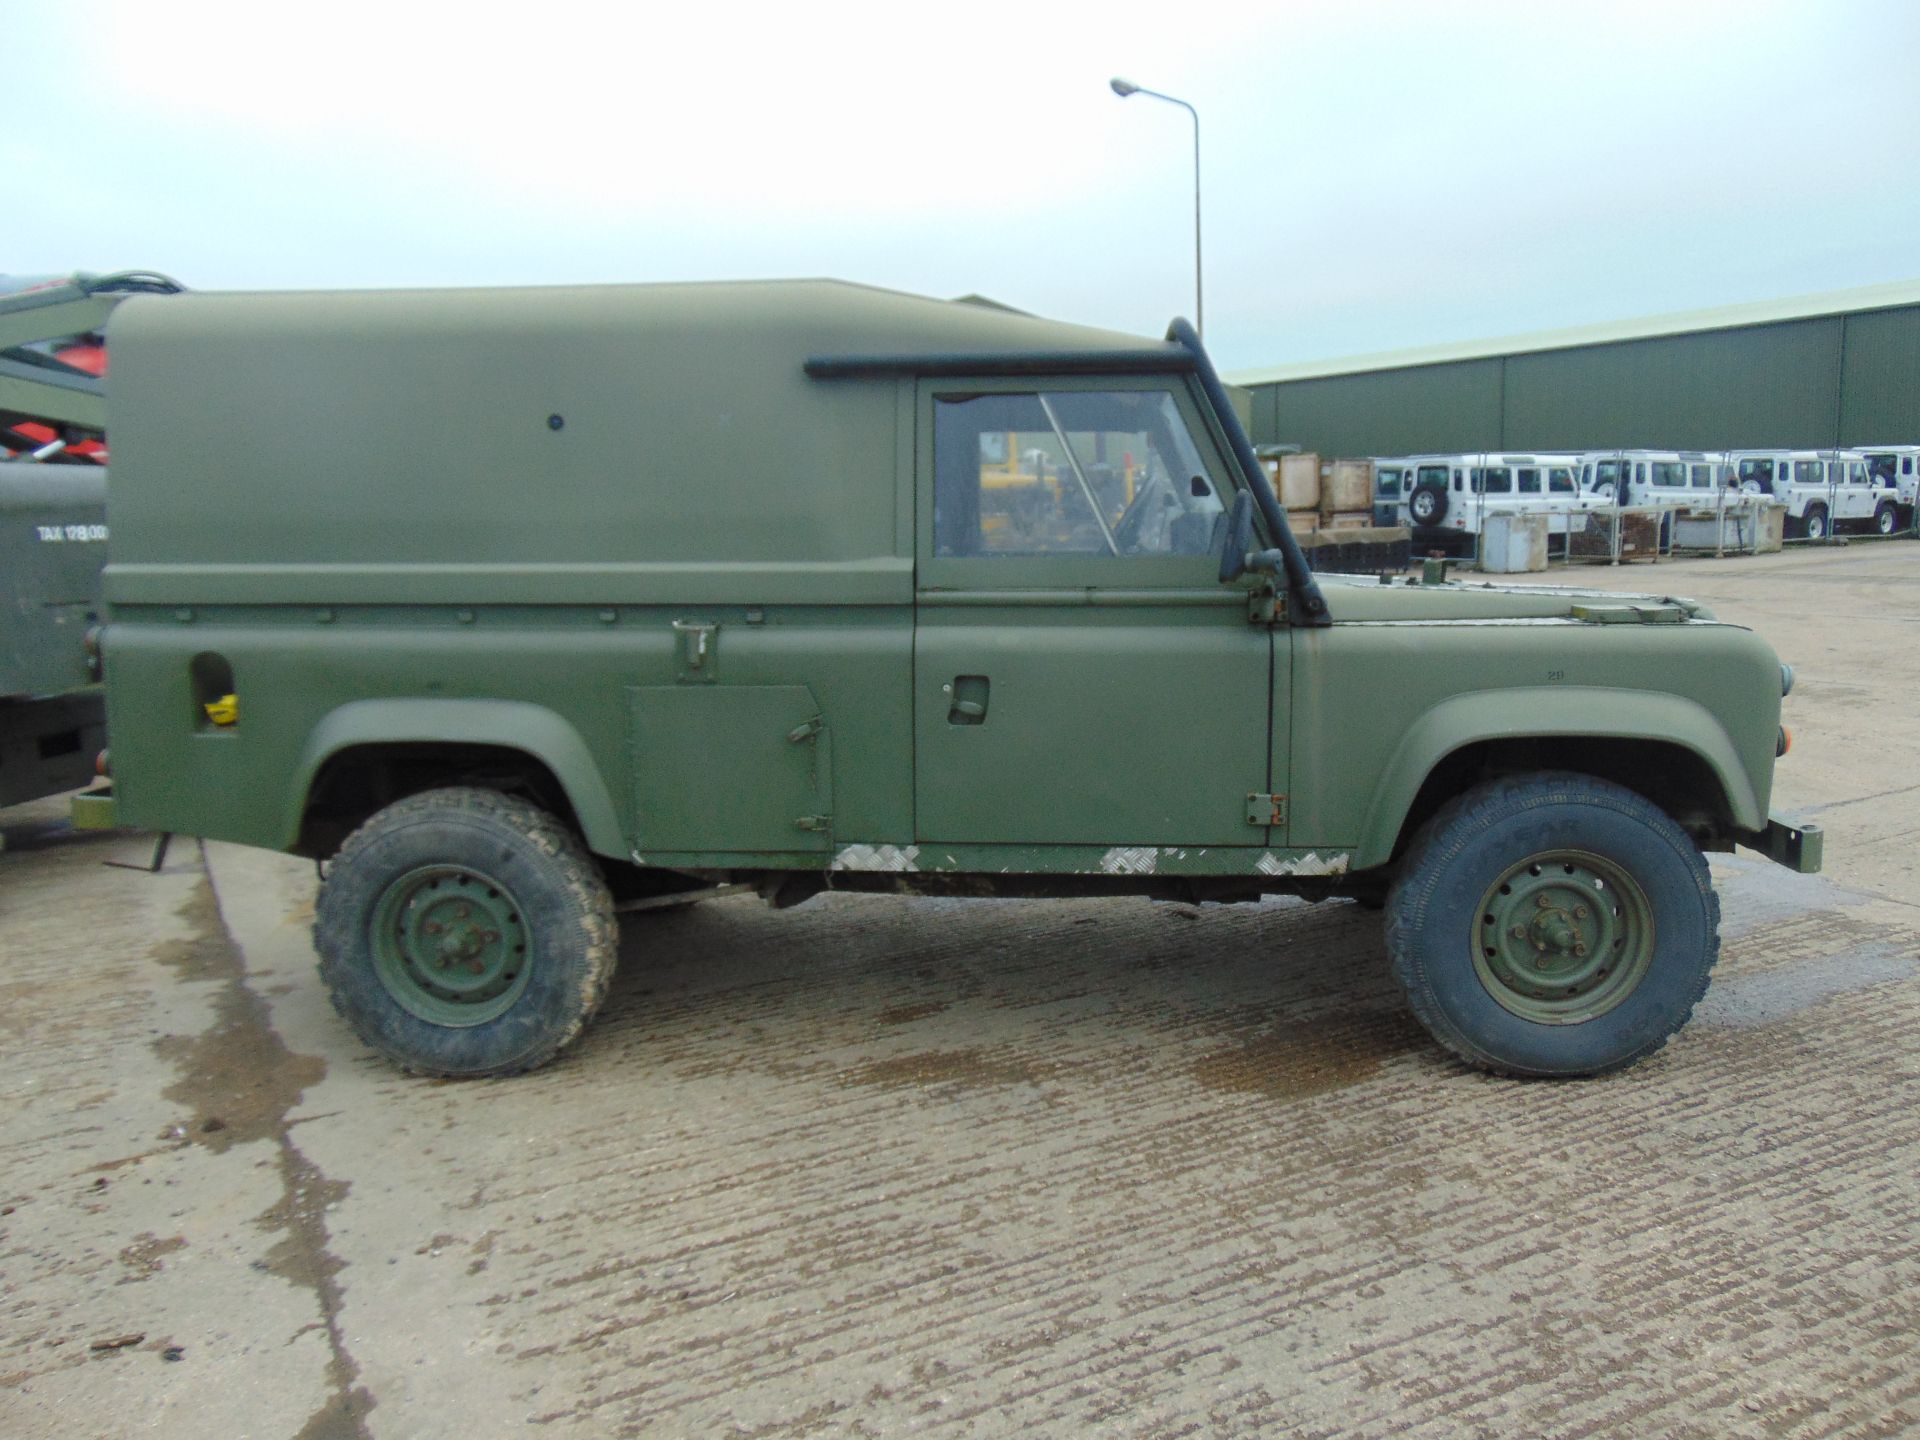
[1373,447,1920,548]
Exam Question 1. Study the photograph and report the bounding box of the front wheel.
[1385,772,1719,1077]
[314,787,618,1076]
[1873,502,1897,536]
[1803,504,1829,541]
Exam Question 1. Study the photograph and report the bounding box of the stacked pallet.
[1256,450,1407,573]
[1263,453,1375,531]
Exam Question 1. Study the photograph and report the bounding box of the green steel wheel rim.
[1471,848,1656,1025]
[369,864,534,1028]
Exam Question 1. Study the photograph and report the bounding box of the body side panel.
[1288,620,1780,865]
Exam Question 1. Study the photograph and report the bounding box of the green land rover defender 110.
[90,281,1818,1078]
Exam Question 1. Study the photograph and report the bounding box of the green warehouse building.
[1228,279,1920,458]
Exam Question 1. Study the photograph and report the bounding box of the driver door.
[912,377,1281,848]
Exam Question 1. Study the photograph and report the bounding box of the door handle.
[947,675,990,726]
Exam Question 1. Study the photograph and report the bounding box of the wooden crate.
[1320,459,1372,517]
[1276,453,1321,511]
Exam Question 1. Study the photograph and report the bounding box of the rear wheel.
[314,787,617,1076]
[1385,772,1719,1077]
[1802,504,1829,541]
[1873,502,1897,536]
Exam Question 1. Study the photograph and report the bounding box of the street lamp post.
[1109,76,1203,339]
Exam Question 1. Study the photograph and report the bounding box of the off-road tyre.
[1408,479,1449,526]
[1873,502,1897,536]
[1384,771,1719,1078]
[1802,503,1829,541]
[314,787,617,1077]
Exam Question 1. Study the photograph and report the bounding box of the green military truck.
[90,280,1817,1079]
[0,272,180,813]
[0,466,108,808]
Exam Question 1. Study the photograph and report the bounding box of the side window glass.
[1548,468,1574,493]
[1480,467,1511,494]
[1517,467,1541,494]
[932,390,1223,558]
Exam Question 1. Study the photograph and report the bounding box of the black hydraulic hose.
[1165,318,1328,625]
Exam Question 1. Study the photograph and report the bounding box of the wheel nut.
[1510,926,1527,940]
[1574,943,1588,957]
[1536,894,1552,908]
[1574,905,1589,920]
[1534,957,1549,970]
[456,903,472,919]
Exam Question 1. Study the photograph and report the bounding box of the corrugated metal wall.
[1251,302,1920,455]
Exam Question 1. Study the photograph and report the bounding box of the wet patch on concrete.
[875,1001,950,1026]
[149,869,373,1440]
[1189,1010,1427,1099]
[1709,855,1877,943]
[842,1046,1060,1090]
[1698,942,1918,1029]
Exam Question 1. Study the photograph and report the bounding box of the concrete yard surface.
[2,542,1918,1438]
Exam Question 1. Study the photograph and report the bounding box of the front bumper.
[1738,814,1823,873]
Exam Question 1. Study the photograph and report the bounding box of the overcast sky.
[8,0,1918,371]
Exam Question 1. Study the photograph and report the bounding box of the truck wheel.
[1803,504,1829,541]
[314,787,617,1077]
[1408,480,1448,525]
[1873,502,1896,536]
[1384,772,1719,1077]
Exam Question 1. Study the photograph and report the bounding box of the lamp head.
[1109,77,1140,97]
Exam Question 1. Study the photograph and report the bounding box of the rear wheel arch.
[288,699,623,860]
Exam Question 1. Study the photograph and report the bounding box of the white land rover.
[1574,450,1726,502]
[1402,452,1589,551]
[1858,446,1920,532]
[1726,449,1893,539]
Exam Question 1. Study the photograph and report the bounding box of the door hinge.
[795,814,832,832]
[787,715,825,744]
[1246,793,1286,827]
[1247,584,1284,626]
